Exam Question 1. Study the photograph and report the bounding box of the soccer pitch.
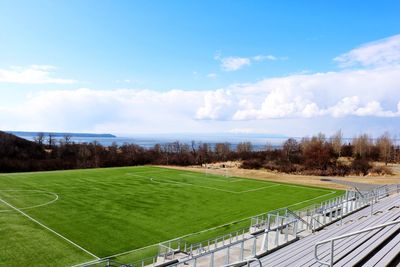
[0,166,342,266]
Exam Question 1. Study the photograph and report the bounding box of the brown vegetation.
[241,131,400,176]
[0,130,399,177]
[163,164,400,190]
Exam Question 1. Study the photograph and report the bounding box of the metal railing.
[168,217,300,267]
[314,220,400,266]
[80,258,134,267]
[222,257,262,267]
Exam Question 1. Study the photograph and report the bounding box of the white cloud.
[230,66,400,120]
[220,57,251,71]
[228,128,258,134]
[334,34,400,67]
[207,73,217,79]
[253,55,277,61]
[328,96,360,118]
[115,79,141,84]
[196,89,232,119]
[2,35,400,135]
[1,65,400,135]
[216,53,284,71]
[0,65,76,84]
[0,88,206,134]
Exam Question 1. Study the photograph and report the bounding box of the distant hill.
[6,131,116,138]
[0,131,46,162]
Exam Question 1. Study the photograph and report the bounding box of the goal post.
[204,164,230,178]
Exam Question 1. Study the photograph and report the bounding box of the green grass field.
[0,166,342,266]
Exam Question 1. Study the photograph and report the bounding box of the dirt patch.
[157,164,400,190]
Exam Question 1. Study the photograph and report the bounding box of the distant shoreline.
[6,131,116,138]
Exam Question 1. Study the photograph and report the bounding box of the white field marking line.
[0,189,59,213]
[70,258,111,267]
[129,169,243,182]
[286,190,337,209]
[96,189,339,261]
[178,173,244,183]
[239,184,281,193]
[149,177,280,194]
[129,172,278,194]
[0,196,99,260]
[126,170,172,176]
[149,177,237,193]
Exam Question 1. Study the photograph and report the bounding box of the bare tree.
[330,130,343,157]
[236,142,252,153]
[63,134,72,145]
[283,138,300,163]
[215,142,231,161]
[47,133,55,147]
[352,134,373,159]
[264,142,273,152]
[301,135,331,170]
[376,132,393,165]
[34,132,45,146]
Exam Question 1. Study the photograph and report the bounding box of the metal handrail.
[222,257,262,267]
[314,220,400,266]
[286,208,321,232]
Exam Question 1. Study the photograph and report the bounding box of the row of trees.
[244,131,399,176]
[0,130,399,175]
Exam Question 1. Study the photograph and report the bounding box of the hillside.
[0,131,46,171]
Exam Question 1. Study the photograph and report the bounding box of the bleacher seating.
[255,193,400,266]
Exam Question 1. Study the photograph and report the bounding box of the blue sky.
[0,0,400,137]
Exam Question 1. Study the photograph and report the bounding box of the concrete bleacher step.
[360,227,400,267]
[256,195,400,266]
[262,213,377,265]
[304,210,400,266]
[310,202,400,267]
[334,217,400,266]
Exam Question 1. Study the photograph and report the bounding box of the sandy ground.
[158,164,400,190]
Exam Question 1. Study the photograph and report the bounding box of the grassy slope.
[0,166,342,265]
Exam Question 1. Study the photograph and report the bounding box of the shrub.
[351,158,372,175]
[241,159,264,169]
[370,165,393,175]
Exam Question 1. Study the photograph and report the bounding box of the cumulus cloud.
[220,57,251,71]
[0,88,207,133]
[334,34,400,67]
[216,54,282,71]
[196,89,233,119]
[1,35,400,135]
[230,66,400,120]
[253,55,277,61]
[0,65,76,84]
[2,65,400,134]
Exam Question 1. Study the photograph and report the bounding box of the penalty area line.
[0,197,99,260]
[150,177,281,194]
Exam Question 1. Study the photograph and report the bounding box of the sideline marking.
[286,191,337,208]
[0,190,59,213]
[0,195,99,260]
